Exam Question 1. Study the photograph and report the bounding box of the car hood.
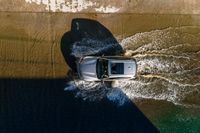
[79,57,98,80]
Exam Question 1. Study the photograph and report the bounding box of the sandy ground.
[0,12,199,78]
[1,0,200,14]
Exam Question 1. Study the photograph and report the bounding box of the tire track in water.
[119,26,200,106]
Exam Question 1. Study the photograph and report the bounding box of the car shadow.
[0,77,158,133]
[0,18,158,133]
[59,18,159,133]
[61,18,124,72]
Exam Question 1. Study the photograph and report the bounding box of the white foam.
[65,80,129,106]
[64,26,200,107]
[64,85,77,91]
[24,0,120,13]
[64,81,77,91]
[71,38,118,57]
[119,26,200,106]
[106,88,129,106]
[95,5,120,13]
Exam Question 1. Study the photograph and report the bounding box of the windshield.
[96,58,108,79]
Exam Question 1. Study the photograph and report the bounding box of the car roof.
[106,57,136,78]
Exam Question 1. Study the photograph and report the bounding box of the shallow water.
[120,26,200,106]
[68,25,200,132]
[71,26,200,107]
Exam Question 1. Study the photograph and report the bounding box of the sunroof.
[111,63,124,74]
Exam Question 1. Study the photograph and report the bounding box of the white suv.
[76,56,137,81]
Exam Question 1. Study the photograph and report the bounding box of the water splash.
[106,88,129,106]
[66,26,200,107]
[120,26,200,106]
[71,38,121,57]
[65,80,129,106]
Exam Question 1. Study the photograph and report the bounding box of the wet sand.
[0,12,199,78]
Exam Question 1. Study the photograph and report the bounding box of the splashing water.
[71,38,122,57]
[65,80,129,106]
[119,26,200,106]
[67,26,200,107]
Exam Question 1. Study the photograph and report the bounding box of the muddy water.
[1,12,200,132]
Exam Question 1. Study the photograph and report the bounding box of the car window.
[111,63,124,74]
[96,59,108,79]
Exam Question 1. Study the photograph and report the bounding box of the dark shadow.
[59,18,159,132]
[0,77,159,133]
[0,18,158,133]
[61,18,124,72]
